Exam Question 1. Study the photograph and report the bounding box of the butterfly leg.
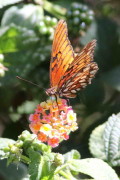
[54,94,60,112]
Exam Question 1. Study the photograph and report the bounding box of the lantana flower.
[29,98,78,148]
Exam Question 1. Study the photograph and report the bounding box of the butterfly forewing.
[50,20,74,87]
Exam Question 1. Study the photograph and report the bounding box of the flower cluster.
[29,98,78,148]
[66,2,94,35]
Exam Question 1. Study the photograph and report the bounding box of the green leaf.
[89,123,106,160]
[0,25,39,53]
[0,25,21,53]
[0,0,21,8]
[28,149,54,180]
[1,4,44,28]
[40,153,55,179]
[69,158,119,180]
[63,150,81,162]
[112,151,120,166]
[0,160,28,180]
[101,66,120,91]
[28,148,43,180]
[103,113,120,166]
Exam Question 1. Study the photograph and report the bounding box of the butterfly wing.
[50,20,74,87]
[58,40,98,98]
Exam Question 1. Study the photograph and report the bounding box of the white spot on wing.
[71,90,76,93]
[67,82,74,86]
[63,88,68,92]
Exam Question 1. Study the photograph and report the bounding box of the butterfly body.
[46,86,57,96]
[46,20,98,98]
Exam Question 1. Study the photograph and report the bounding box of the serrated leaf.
[103,113,120,165]
[111,151,120,166]
[1,4,44,28]
[69,158,119,180]
[89,123,106,160]
[0,0,21,8]
[63,150,81,162]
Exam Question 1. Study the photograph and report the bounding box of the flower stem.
[54,162,69,174]
[59,170,73,180]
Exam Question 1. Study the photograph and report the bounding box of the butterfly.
[46,20,98,98]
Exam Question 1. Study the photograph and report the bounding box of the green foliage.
[104,113,120,166]
[66,2,94,35]
[0,131,119,180]
[89,124,106,160]
[0,0,21,9]
[69,158,119,180]
[89,113,120,167]
[0,160,28,180]
[1,4,44,27]
[0,3,51,86]
[28,148,43,180]
[0,138,15,159]
[63,149,81,162]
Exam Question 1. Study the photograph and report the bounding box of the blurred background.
[0,0,120,178]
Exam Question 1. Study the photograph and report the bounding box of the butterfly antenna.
[16,76,45,90]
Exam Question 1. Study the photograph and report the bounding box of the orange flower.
[37,132,47,142]
[29,114,40,122]
[48,137,59,148]
[29,122,42,133]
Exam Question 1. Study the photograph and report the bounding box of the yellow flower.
[40,124,52,135]
[67,110,76,123]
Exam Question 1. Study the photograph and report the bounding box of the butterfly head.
[45,86,57,96]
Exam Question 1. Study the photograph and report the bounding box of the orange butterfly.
[46,20,98,98]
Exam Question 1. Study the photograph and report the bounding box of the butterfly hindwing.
[58,40,98,98]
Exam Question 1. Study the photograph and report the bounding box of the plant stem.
[21,155,30,164]
[59,170,72,180]
[54,163,69,174]
[42,0,66,19]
